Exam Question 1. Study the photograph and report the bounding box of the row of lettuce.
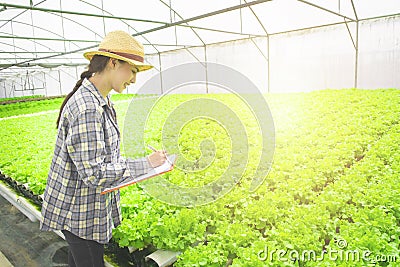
[0,89,399,266]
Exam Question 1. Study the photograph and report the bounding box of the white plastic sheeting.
[0,0,399,97]
[269,23,356,92]
[358,17,400,89]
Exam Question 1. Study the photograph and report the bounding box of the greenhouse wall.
[0,70,47,98]
[269,23,356,93]
[0,66,83,98]
[358,16,400,89]
[206,37,269,94]
[1,16,399,98]
[0,80,14,99]
[141,37,270,94]
[138,16,400,95]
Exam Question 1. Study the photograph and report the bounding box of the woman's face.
[110,60,137,93]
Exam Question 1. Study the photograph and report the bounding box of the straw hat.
[84,31,153,72]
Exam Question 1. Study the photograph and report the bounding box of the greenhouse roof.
[0,0,399,73]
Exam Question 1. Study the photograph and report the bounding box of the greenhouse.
[0,0,399,266]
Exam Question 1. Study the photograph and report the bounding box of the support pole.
[350,0,359,89]
[204,45,208,94]
[354,21,359,89]
[158,53,163,95]
[267,35,270,93]
[58,70,62,95]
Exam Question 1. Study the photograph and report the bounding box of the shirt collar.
[82,78,114,108]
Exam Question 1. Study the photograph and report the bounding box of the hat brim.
[83,51,153,72]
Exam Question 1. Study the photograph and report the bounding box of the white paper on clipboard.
[101,154,177,194]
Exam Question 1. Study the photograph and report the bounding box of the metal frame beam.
[0,0,272,71]
[0,33,76,65]
[158,0,207,90]
[0,51,67,53]
[0,57,84,60]
[0,0,399,83]
[136,0,273,36]
[243,0,270,92]
[0,2,168,25]
[350,0,359,89]
[360,13,400,22]
[0,0,46,29]
[184,24,266,38]
[0,35,98,43]
[78,0,161,56]
[0,19,82,47]
[297,0,356,22]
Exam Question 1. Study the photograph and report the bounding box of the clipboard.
[101,154,177,194]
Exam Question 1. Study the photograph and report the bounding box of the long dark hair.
[56,55,110,128]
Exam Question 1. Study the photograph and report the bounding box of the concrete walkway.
[0,188,116,267]
[0,194,69,267]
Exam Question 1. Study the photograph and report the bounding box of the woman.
[40,31,166,267]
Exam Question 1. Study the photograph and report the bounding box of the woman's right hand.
[146,150,167,168]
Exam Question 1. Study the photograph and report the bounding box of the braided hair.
[56,55,110,128]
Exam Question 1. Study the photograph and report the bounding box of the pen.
[147,144,157,152]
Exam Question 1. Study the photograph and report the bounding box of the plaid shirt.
[40,78,152,244]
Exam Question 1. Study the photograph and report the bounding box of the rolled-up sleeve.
[65,108,152,188]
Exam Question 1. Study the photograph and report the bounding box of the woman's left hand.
[146,150,167,167]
